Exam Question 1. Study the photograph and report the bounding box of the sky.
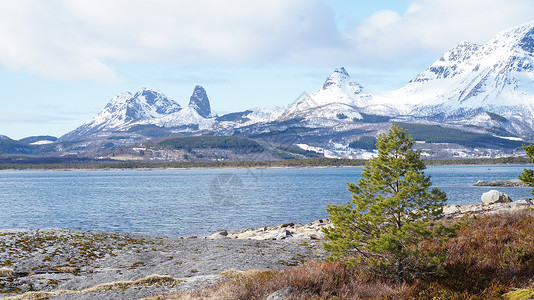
[1,0,533,139]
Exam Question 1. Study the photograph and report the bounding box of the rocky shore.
[207,219,330,241]
[0,229,325,299]
[443,189,533,217]
[473,179,529,187]
[1,189,533,299]
[206,189,534,243]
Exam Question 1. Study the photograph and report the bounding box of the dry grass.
[82,274,183,293]
[162,211,534,300]
[0,267,14,277]
[218,269,266,280]
[4,274,184,300]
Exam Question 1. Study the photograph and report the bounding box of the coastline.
[0,155,530,171]
[1,200,533,299]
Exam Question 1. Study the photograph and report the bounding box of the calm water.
[0,165,532,237]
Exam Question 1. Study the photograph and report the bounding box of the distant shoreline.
[0,156,531,171]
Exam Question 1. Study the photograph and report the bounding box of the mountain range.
[3,21,534,161]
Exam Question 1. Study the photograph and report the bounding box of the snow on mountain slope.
[147,106,216,130]
[60,20,534,146]
[396,20,534,122]
[62,88,182,140]
[143,85,216,130]
[281,67,392,123]
[62,85,221,140]
[243,106,286,124]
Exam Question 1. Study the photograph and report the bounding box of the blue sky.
[1,0,533,139]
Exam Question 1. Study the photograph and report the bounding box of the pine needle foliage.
[519,143,534,196]
[323,124,448,281]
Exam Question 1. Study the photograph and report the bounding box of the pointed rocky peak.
[188,85,211,118]
[334,67,349,77]
[322,67,357,89]
[319,67,364,97]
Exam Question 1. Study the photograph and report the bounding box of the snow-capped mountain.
[62,88,182,140]
[58,20,534,159]
[136,85,217,130]
[280,67,402,125]
[394,20,534,134]
[62,86,217,140]
[281,68,370,121]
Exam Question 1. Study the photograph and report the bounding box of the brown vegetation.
[161,210,534,299]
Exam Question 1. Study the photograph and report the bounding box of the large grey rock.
[272,229,293,240]
[481,190,512,204]
[444,205,461,215]
[207,230,229,239]
[512,198,533,206]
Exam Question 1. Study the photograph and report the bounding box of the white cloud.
[346,0,534,67]
[0,0,340,81]
[0,0,533,82]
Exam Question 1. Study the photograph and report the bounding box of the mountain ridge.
[26,20,534,160]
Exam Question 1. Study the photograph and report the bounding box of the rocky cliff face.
[188,85,212,118]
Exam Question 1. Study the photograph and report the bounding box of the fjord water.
[0,165,531,237]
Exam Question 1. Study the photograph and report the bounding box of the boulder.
[272,229,293,240]
[481,190,512,205]
[208,230,229,240]
[512,198,533,206]
[309,233,325,240]
[443,205,462,215]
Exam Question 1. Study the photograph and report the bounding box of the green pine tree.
[519,143,534,196]
[323,124,448,281]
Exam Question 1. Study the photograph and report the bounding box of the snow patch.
[30,140,54,145]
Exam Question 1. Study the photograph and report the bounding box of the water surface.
[0,165,531,237]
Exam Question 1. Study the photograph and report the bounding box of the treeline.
[158,136,264,153]
[424,156,531,166]
[348,136,377,150]
[0,156,531,170]
[398,123,525,149]
[0,158,364,170]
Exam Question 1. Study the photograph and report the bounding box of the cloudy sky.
[1,0,533,139]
